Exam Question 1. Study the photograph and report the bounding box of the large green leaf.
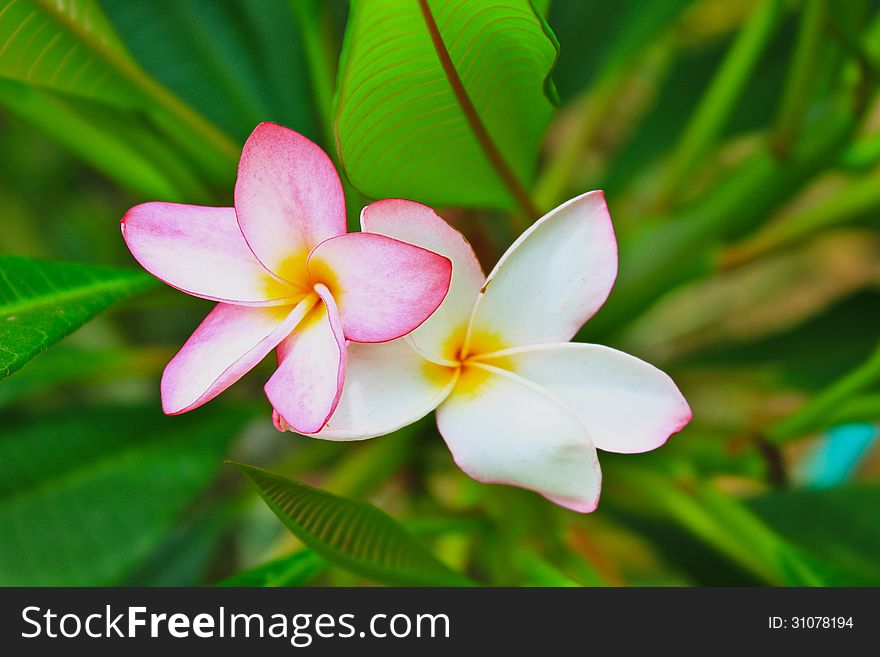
[234,462,473,586]
[0,0,144,107]
[0,0,239,186]
[334,0,558,211]
[0,405,248,585]
[0,255,155,379]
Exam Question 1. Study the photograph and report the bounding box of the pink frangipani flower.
[300,191,691,512]
[121,123,452,434]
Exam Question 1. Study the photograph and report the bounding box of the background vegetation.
[1,0,878,586]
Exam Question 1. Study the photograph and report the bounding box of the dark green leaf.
[334,0,557,211]
[748,486,880,584]
[126,498,241,587]
[233,462,473,586]
[0,256,155,379]
[100,0,315,143]
[0,405,248,585]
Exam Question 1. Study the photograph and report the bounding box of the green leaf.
[99,0,315,144]
[0,79,208,201]
[603,463,829,586]
[217,549,326,587]
[0,405,248,585]
[748,486,880,584]
[0,0,142,107]
[0,255,155,379]
[334,0,557,212]
[0,0,239,185]
[233,462,474,586]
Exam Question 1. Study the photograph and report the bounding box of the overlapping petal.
[122,203,296,305]
[266,285,347,434]
[436,363,602,512]
[316,339,458,441]
[235,122,346,282]
[161,297,316,415]
[480,343,692,454]
[468,191,617,350]
[361,199,485,363]
[307,232,452,343]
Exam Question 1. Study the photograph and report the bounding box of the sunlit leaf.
[0,405,248,585]
[0,256,155,379]
[0,0,239,186]
[334,0,557,211]
[233,462,473,586]
[0,0,145,107]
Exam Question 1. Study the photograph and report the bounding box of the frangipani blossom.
[122,123,452,434]
[305,192,691,512]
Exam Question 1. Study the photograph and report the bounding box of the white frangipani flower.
[294,192,691,512]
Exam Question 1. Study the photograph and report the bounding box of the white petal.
[467,191,617,350]
[361,199,485,363]
[482,343,691,453]
[436,363,601,512]
[315,339,457,441]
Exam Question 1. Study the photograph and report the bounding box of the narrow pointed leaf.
[233,462,473,586]
[0,256,155,379]
[334,0,557,211]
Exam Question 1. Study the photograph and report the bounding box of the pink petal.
[437,363,601,513]
[122,203,297,305]
[161,298,316,414]
[315,339,457,440]
[468,191,617,349]
[361,199,485,363]
[234,122,346,282]
[266,284,346,434]
[307,232,452,343]
[483,343,692,453]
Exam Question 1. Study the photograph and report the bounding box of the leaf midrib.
[0,271,153,317]
[415,0,539,216]
[29,0,142,89]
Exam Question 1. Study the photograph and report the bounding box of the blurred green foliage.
[0,0,878,587]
